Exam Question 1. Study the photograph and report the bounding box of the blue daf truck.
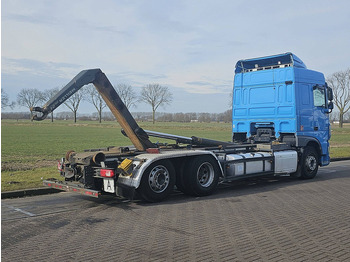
[233,53,333,173]
[32,52,334,202]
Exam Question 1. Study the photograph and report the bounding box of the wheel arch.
[126,150,224,190]
[305,141,321,162]
[297,136,322,165]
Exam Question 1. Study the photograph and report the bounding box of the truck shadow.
[137,168,348,207]
[88,167,347,209]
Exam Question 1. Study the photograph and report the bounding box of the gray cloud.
[186,81,212,86]
[2,57,82,79]
[93,25,128,35]
[4,13,57,25]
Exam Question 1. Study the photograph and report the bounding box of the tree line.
[1,110,234,123]
[2,83,172,124]
[2,68,350,127]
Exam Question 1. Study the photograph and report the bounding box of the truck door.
[312,85,330,165]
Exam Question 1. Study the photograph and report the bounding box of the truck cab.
[232,53,333,166]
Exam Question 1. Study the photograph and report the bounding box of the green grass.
[329,124,350,158]
[1,119,350,191]
[1,120,232,164]
[2,167,60,192]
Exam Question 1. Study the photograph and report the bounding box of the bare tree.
[344,112,350,122]
[86,84,107,123]
[327,68,350,128]
[17,88,43,117]
[174,112,185,122]
[56,111,74,120]
[64,88,86,123]
[198,112,211,123]
[139,84,173,124]
[222,109,232,123]
[43,87,60,122]
[1,89,15,109]
[115,84,138,110]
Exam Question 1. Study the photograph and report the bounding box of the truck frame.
[32,53,334,202]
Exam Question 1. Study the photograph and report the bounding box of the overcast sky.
[2,0,350,114]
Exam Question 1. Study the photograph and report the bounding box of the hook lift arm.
[31,69,155,151]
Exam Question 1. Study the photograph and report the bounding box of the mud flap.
[116,182,136,200]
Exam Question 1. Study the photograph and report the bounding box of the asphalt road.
[2,160,350,262]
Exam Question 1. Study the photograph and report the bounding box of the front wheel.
[137,160,175,202]
[184,156,220,196]
[299,146,319,179]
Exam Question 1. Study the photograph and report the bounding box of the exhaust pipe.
[92,152,106,165]
[65,150,105,166]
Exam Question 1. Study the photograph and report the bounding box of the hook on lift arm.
[30,69,102,121]
[30,106,49,121]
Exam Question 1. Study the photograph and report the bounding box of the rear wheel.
[175,158,192,195]
[300,146,319,179]
[184,156,220,196]
[138,160,175,202]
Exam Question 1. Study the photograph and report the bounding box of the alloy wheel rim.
[148,165,170,193]
[197,162,214,187]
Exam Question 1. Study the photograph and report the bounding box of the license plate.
[103,178,115,193]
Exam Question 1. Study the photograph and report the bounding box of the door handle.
[314,126,319,131]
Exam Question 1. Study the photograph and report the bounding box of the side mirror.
[327,87,333,101]
[327,101,334,113]
[328,101,334,109]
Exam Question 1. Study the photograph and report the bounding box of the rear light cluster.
[100,169,115,178]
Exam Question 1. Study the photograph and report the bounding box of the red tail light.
[100,169,115,178]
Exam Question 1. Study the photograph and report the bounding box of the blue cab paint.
[232,53,331,166]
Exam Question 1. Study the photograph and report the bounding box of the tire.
[137,160,175,202]
[175,158,192,195]
[175,159,186,192]
[299,146,319,180]
[184,155,220,196]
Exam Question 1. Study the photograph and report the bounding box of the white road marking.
[3,204,36,217]
[319,169,337,173]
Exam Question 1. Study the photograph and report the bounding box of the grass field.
[2,119,350,191]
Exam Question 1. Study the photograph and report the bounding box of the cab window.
[313,87,326,107]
